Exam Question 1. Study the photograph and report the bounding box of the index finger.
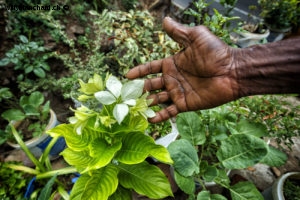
[126,59,164,79]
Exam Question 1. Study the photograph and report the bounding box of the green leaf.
[38,174,57,200]
[0,58,10,66]
[108,185,132,200]
[78,74,104,95]
[197,191,227,200]
[47,124,103,152]
[1,109,25,121]
[113,103,129,124]
[115,132,172,164]
[61,148,93,172]
[33,68,46,78]
[236,119,268,137]
[87,139,122,171]
[19,35,28,43]
[94,91,116,105]
[230,181,263,200]
[149,144,173,164]
[213,170,230,188]
[260,146,287,167]
[216,134,268,169]
[121,79,144,100]
[29,91,44,107]
[167,139,199,177]
[118,162,173,199]
[197,191,210,200]
[176,112,206,145]
[23,105,39,116]
[203,166,218,182]
[174,170,195,195]
[70,165,119,200]
[106,75,122,98]
[25,66,33,74]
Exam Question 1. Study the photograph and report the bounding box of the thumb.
[163,17,190,47]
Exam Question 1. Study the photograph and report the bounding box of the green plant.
[5,124,75,199]
[258,0,299,30]
[219,0,238,16]
[184,0,239,46]
[0,35,50,80]
[0,161,29,200]
[0,91,50,144]
[231,95,300,149]
[284,178,300,199]
[47,74,174,199]
[121,0,138,11]
[168,108,288,199]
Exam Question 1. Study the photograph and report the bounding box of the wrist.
[233,37,300,98]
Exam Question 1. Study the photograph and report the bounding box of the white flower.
[94,75,146,124]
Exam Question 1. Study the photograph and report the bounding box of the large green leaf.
[229,181,263,200]
[260,145,287,167]
[88,139,122,170]
[1,109,25,121]
[61,148,93,172]
[176,112,206,145]
[118,162,173,199]
[70,165,119,200]
[28,91,44,107]
[167,139,199,177]
[197,191,227,200]
[236,119,268,137]
[23,104,39,116]
[149,145,173,164]
[47,124,103,151]
[115,132,172,164]
[216,134,268,169]
[173,170,195,195]
[108,185,132,200]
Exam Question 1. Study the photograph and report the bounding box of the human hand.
[126,17,239,123]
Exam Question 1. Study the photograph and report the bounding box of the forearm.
[234,37,300,98]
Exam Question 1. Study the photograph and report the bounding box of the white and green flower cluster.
[69,74,155,134]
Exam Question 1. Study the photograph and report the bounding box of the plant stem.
[9,124,45,171]
[7,163,39,175]
[57,185,70,200]
[36,166,77,179]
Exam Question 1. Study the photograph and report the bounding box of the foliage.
[48,74,174,199]
[120,0,138,11]
[284,178,300,200]
[0,162,29,200]
[6,124,75,199]
[0,35,50,80]
[47,9,179,99]
[184,0,240,46]
[0,91,50,144]
[168,109,287,199]
[231,95,300,149]
[258,0,299,30]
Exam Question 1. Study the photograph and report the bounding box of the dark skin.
[126,17,300,123]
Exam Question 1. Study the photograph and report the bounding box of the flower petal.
[144,108,156,118]
[94,91,116,105]
[123,99,136,106]
[113,103,129,124]
[121,79,144,100]
[106,75,122,98]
